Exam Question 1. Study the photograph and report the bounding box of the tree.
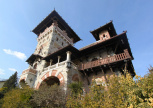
[66,71,153,108]
[0,72,18,107]
[3,71,18,91]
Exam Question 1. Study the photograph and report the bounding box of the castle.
[19,10,135,92]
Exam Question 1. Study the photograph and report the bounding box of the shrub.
[30,84,66,108]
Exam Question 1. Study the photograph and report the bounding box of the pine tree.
[3,71,18,91]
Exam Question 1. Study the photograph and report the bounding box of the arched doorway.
[40,76,60,88]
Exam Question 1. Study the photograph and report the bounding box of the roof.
[26,54,42,63]
[90,21,117,41]
[80,31,134,59]
[32,10,81,43]
[43,45,80,62]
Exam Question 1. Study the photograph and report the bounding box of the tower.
[19,10,81,89]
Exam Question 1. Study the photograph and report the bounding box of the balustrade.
[43,61,66,72]
[78,49,131,70]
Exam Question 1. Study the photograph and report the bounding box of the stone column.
[58,56,61,63]
[50,59,53,66]
[66,51,71,62]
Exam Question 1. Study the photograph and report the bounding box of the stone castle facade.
[19,10,135,92]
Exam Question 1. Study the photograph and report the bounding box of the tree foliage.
[66,67,153,108]
[68,81,83,96]
[0,72,18,107]
[30,84,66,108]
[2,87,33,108]
[3,71,18,91]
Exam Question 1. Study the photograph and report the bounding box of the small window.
[103,34,105,37]
[62,42,64,46]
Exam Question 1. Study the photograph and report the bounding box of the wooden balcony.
[22,68,37,75]
[78,49,131,70]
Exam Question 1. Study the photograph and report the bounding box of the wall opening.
[40,76,60,88]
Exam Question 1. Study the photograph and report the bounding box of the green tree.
[2,87,33,108]
[0,72,18,107]
[66,71,153,108]
[3,71,18,91]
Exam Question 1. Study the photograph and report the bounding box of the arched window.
[34,63,37,69]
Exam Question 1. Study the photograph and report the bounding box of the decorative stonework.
[22,68,37,75]
[36,70,65,89]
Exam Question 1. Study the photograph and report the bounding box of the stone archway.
[36,70,64,89]
[39,76,60,88]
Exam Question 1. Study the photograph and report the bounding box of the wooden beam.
[100,66,108,83]
[109,66,114,73]
[83,71,90,85]
[114,41,120,54]
[124,61,128,76]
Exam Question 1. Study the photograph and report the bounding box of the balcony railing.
[43,61,66,72]
[22,68,37,75]
[43,61,78,72]
[78,49,131,70]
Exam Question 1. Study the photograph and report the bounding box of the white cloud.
[3,49,27,60]
[9,68,17,72]
[0,69,5,75]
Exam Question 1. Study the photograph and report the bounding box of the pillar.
[50,59,53,66]
[66,51,71,62]
[58,56,61,63]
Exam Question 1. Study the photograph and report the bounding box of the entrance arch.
[39,76,60,88]
[36,70,64,89]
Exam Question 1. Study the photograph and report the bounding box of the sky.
[0,0,153,80]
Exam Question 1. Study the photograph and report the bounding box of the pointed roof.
[32,10,81,43]
[90,21,117,41]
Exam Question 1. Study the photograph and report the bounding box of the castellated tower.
[19,10,135,92]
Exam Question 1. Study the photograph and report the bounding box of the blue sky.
[0,0,153,80]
